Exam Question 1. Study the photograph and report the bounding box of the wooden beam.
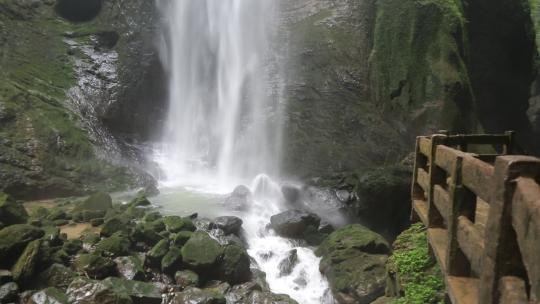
[447,276,479,304]
[462,156,495,202]
[433,185,450,223]
[457,216,484,274]
[512,177,540,301]
[498,276,528,304]
[419,136,432,157]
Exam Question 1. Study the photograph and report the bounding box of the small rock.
[34,264,76,291]
[95,233,131,257]
[101,217,128,237]
[28,287,68,304]
[278,249,298,277]
[175,270,199,289]
[114,256,145,281]
[147,239,169,267]
[0,193,28,225]
[0,282,18,303]
[209,216,243,236]
[73,254,115,279]
[169,288,226,304]
[161,247,182,274]
[170,231,193,247]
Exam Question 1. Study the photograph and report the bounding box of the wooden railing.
[411,131,540,304]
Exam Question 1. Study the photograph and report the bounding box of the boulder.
[66,277,133,304]
[0,224,44,268]
[163,216,196,233]
[227,282,299,304]
[0,193,28,225]
[0,282,18,303]
[73,254,116,279]
[34,264,76,291]
[102,277,162,304]
[114,256,145,281]
[95,233,131,257]
[224,185,251,211]
[46,208,67,221]
[11,239,41,282]
[278,249,298,277]
[147,239,169,267]
[161,247,182,274]
[127,195,152,208]
[175,270,200,289]
[131,222,162,247]
[28,287,68,304]
[62,239,82,255]
[215,244,251,285]
[170,231,193,247]
[209,216,243,236]
[169,288,226,304]
[270,210,320,239]
[143,212,162,222]
[315,224,390,304]
[101,217,129,237]
[75,192,113,212]
[181,232,223,270]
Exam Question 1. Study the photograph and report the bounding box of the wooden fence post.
[446,156,477,276]
[479,156,540,304]
[428,135,447,228]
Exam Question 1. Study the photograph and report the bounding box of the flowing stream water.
[153,1,334,303]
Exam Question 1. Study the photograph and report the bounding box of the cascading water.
[153,1,334,303]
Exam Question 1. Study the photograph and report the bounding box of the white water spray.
[154,1,334,303]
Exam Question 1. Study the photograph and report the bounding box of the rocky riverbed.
[0,186,429,304]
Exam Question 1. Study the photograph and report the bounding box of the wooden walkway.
[411,131,540,304]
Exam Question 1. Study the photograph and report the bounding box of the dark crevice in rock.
[55,0,102,23]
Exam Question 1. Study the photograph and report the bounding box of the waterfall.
[155,0,282,188]
[153,1,334,303]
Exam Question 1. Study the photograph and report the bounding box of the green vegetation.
[389,223,445,304]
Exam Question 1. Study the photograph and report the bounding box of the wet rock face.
[55,0,102,22]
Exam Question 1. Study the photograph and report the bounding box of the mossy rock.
[147,239,169,267]
[34,264,76,292]
[181,232,223,270]
[66,277,133,304]
[161,247,182,274]
[144,219,166,233]
[114,256,145,281]
[82,233,101,246]
[0,224,44,268]
[316,224,390,304]
[46,208,67,221]
[171,231,193,247]
[163,216,196,233]
[102,277,162,304]
[62,239,83,255]
[215,244,251,285]
[143,211,162,222]
[28,287,68,304]
[316,224,390,257]
[128,195,152,208]
[175,270,200,289]
[0,193,28,225]
[11,239,41,282]
[75,192,112,212]
[131,222,163,247]
[170,288,226,304]
[95,233,131,257]
[101,216,129,237]
[73,254,115,279]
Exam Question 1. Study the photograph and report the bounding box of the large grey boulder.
[270,210,321,239]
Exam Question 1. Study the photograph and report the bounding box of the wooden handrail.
[411,132,540,304]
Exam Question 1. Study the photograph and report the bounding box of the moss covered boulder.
[95,233,131,257]
[171,231,193,247]
[163,216,196,233]
[215,244,251,285]
[114,256,145,281]
[181,232,223,270]
[11,239,41,282]
[75,192,112,212]
[34,264,76,292]
[161,247,182,274]
[101,217,129,237]
[102,277,162,304]
[169,288,226,304]
[147,239,169,267]
[66,277,133,304]
[0,193,28,225]
[316,224,390,304]
[73,254,115,279]
[175,270,200,289]
[0,224,44,268]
